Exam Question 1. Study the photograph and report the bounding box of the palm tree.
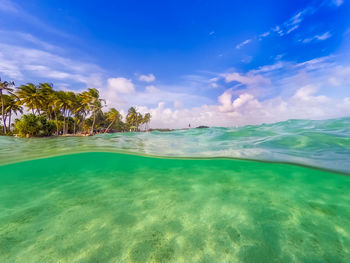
[104,108,121,133]
[142,113,151,131]
[54,91,71,135]
[64,91,85,134]
[16,83,43,115]
[74,93,89,134]
[80,88,105,134]
[5,94,23,132]
[51,92,61,136]
[38,83,55,120]
[0,77,15,133]
[137,112,143,130]
[69,93,81,134]
[65,91,77,134]
[0,94,10,132]
[126,107,145,131]
[126,107,137,131]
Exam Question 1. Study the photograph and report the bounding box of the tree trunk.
[65,113,68,135]
[91,111,96,135]
[73,119,76,135]
[81,116,85,133]
[3,113,7,133]
[8,111,11,132]
[104,120,115,133]
[54,111,59,136]
[63,116,66,135]
[64,109,69,135]
[1,91,7,134]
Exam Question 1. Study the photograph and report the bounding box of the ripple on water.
[1,117,350,173]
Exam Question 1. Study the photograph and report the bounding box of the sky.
[0,0,350,128]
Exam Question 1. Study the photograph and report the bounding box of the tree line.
[0,77,151,137]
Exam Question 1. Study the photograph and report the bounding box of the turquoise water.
[0,117,350,262]
[1,117,349,172]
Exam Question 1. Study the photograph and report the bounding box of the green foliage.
[1,76,152,136]
[14,114,56,137]
[125,107,151,131]
[0,77,16,134]
[126,107,142,131]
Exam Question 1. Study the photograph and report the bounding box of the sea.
[0,117,349,262]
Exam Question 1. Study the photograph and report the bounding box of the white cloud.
[302,32,332,43]
[129,87,211,109]
[0,30,59,52]
[286,25,299,34]
[232,93,258,109]
[16,32,59,51]
[218,92,260,112]
[223,72,270,86]
[241,55,253,64]
[0,0,19,13]
[218,92,233,112]
[292,85,329,103]
[295,55,332,68]
[332,0,344,7]
[274,54,285,61]
[317,32,332,40]
[133,55,350,129]
[139,73,156,83]
[145,85,160,93]
[273,26,283,36]
[173,100,184,108]
[259,31,270,39]
[267,6,316,38]
[260,8,308,40]
[137,86,350,129]
[0,1,69,38]
[107,77,135,94]
[236,39,251,49]
[290,11,304,26]
[117,55,350,129]
[328,77,341,86]
[101,77,213,112]
[0,43,103,85]
[0,51,23,79]
[253,62,284,73]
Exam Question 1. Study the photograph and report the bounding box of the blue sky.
[0,0,350,127]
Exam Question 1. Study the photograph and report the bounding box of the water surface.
[0,117,350,262]
[1,117,349,172]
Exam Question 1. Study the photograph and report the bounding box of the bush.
[14,114,56,137]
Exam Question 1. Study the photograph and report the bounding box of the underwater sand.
[1,152,349,262]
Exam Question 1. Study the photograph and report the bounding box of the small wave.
[1,117,349,172]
